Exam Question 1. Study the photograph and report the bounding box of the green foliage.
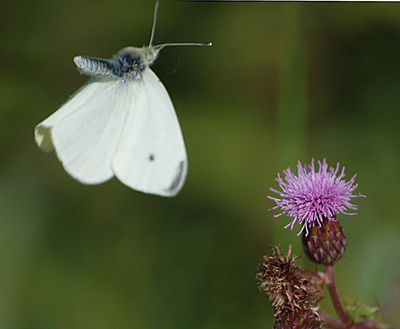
[342,296,380,323]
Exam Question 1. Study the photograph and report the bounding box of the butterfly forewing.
[36,78,131,184]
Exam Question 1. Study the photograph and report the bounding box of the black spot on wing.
[148,154,155,162]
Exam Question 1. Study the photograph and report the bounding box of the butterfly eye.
[146,51,155,64]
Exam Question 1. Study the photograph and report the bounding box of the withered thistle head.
[256,245,324,327]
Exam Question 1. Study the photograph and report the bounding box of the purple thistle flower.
[268,159,366,236]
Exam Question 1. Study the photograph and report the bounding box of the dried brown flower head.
[256,245,324,319]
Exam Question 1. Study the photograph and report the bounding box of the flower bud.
[302,217,346,265]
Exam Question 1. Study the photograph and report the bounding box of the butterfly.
[34,2,211,197]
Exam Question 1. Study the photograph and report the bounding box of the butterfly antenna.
[149,1,159,48]
[149,1,212,51]
[155,42,212,51]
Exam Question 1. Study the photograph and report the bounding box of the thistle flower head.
[268,159,366,235]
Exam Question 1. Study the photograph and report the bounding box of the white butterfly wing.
[35,78,131,184]
[112,68,187,197]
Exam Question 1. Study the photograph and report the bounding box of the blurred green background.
[1,1,400,328]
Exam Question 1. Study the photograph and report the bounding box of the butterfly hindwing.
[112,68,187,196]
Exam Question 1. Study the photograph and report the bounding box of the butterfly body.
[74,47,160,79]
